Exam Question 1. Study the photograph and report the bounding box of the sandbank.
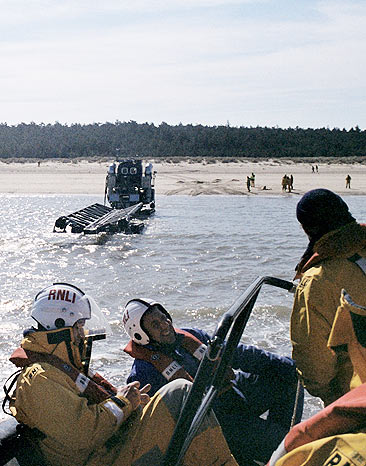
[0,159,365,197]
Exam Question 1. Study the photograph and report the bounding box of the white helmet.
[31,283,110,337]
[123,298,171,345]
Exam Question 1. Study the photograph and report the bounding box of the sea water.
[1,193,366,421]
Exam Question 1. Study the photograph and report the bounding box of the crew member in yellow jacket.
[7,283,237,466]
[267,382,366,466]
[291,189,366,406]
[268,286,366,465]
[267,291,366,465]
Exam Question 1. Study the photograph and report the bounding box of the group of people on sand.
[281,174,294,192]
[4,188,366,465]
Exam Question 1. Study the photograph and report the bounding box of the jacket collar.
[18,327,84,371]
[295,222,366,279]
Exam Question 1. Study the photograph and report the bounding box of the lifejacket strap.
[348,253,366,275]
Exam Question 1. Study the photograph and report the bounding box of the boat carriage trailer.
[0,276,302,466]
[53,159,156,234]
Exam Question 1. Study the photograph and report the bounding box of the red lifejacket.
[10,347,117,404]
[124,328,207,382]
[268,383,366,465]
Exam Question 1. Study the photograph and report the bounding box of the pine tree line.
[0,121,364,159]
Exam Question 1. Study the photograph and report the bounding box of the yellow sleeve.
[290,272,341,403]
[13,363,133,450]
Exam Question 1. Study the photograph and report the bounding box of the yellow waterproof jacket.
[291,222,366,405]
[273,433,366,466]
[328,290,366,390]
[10,329,133,466]
[9,329,236,466]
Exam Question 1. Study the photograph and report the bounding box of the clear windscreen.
[80,294,112,337]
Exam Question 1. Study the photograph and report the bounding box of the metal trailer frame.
[53,203,144,234]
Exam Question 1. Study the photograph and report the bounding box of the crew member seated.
[6,284,237,466]
[122,298,304,465]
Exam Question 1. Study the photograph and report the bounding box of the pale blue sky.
[0,0,365,129]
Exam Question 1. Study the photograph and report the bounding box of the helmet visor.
[80,294,111,337]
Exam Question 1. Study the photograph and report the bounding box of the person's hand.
[117,381,151,410]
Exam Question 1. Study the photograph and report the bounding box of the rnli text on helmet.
[48,289,76,303]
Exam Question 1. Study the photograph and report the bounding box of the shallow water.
[1,193,366,421]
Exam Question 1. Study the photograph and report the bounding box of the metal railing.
[163,276,296,466]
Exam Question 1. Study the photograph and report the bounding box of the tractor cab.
[106,160,155,210]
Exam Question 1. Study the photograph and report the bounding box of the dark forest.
[0,121,364,159]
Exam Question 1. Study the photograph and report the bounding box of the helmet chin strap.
[81,334,106,375]
[46,328,77,367]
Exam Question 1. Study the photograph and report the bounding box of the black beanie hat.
[295,189,356,272]
[296,188,355,232]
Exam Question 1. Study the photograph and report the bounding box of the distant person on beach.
[282,175,291,192]
[281,175,287,191]
[251,172,255,187]
[246,176,251,192]
[311,166,315,173]
[315,164,319,173]
[123,298,303,465]
[346,174,352,188]
[290,175,294,191]
[291,189,366,406]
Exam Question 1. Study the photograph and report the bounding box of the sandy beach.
[0,159,365,197]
